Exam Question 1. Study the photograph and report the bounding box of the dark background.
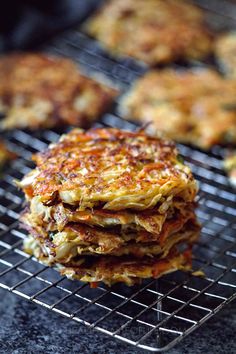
[1,288,236,354]
[0,0,100,52]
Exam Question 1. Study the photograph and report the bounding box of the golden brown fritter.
[18,128,197,210]
[0,53,117,130]
[119,69,236,149]
[215,32,236,78]
[85,0,212,65]
[24,236,193,286]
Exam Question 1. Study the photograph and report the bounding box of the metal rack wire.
[0,0,236,352]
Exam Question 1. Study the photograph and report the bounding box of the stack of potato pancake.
[19,128,200,286]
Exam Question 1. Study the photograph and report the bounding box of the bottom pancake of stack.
[21,205,200,286]
[24,237,194,286]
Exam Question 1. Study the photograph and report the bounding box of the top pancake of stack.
[18,128,197,214]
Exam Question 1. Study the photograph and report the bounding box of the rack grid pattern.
[1,0,236,351]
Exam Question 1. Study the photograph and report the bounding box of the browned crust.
[18,128,197,210]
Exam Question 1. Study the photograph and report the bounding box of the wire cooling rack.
[1,0,236,352]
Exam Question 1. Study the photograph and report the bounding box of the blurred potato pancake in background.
[119,69,236,149]
[85,0,212,65]
[0,53,117,130]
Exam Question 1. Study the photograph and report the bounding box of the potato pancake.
[21,209,198,262]
[85,0,212,65]
[18,128,197,210]
[119,69,236,149]
[0,53,117,130]
[24,237,193,286]
[28,195,193,233]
